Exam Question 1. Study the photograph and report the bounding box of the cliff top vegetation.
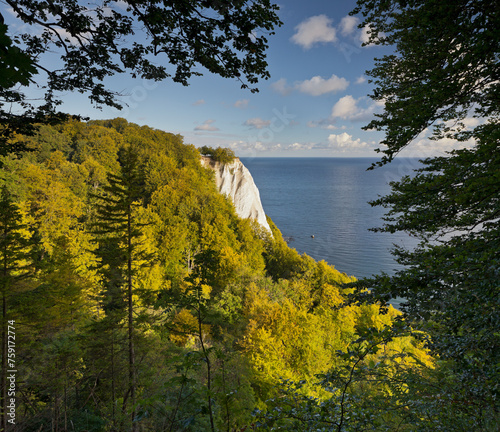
[199,146,237,164]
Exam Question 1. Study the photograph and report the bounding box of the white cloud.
[50,27,90,45]
[307,120,338,130]
[192,99,205,106]
[291,15,337,49]
[244,117,271,129]
[271,78,293,96]
[330,95,380,121]
[360,26,371,44]
[254,142,267,151]
[194,119,219,131]
[289,142,313,151]
[234,99,249,108]
[339,16,359,36]
[397,126,478,158]
[462,117,481,128]
[355,75,367,84]
[359,24,385,46]
[113,1,128,10]
[295,74,349,96]
[408,137,469,157]
[273,75,349,96]
[331,95,358,119]
[328,132,368,149]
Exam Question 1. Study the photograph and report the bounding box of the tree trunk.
[127,210,137,432]
[198,307,215,432]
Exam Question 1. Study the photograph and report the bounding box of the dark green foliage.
[352,0,499,166]
[0,0,281,155]
[199,146,237,164]
[0,186,32,431]
[0,186,31,287]
[346,0,500,429]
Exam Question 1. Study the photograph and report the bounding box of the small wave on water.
[242,157,421,279]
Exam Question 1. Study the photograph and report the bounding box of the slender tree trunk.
[127,210,137,432]
[111,328,116,431]
[221,357,230,432]
[54,393,58,432]
[197,307,215,432]
[64,386,67,432]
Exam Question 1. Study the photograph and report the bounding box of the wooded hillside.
[0,118,433,431]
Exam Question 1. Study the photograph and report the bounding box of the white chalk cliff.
[201,156,271,232]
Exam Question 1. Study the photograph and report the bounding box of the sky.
[3,0,475,158]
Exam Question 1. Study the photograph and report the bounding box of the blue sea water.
[241,157,421,279]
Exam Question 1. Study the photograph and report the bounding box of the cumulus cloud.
[339,16,359,36]
[272,75,349,96]
[395,124,478,158]
[288,142,314,151]
[291,15,337,49]
[113,1,128,10]
[330,95,380,122]
[408,137,473,157]
[442,116,482,130]
[328,132,368,149]
[244,117,271,129]
[295,74,349,96]
[359,24,385,46]
[331,95,358,119]
[192,99,205,106]
[271,78,293,96]
[194,119,219,131]
[355,75,367,84]
[360,26,371,44]
[461,117,481,128]
[234,99,249,108]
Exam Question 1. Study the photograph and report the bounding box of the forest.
[0,118,438,431]
[1,0,498,430]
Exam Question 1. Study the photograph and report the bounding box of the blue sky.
[4,0,474,158]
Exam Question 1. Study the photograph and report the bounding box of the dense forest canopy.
[0,118,433,431]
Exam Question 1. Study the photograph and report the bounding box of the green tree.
[1,1,281,154]
[349,0,499,428]
[200,146,236,164]
[0,18,46,157]
[0,186,32,432]
[92,146,154,431]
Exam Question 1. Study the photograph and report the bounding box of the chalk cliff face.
[201,156,271,232]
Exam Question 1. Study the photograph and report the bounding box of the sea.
[241,157,422,280]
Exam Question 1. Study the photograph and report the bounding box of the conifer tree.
[0,186,31,432]
[92,146,153,431]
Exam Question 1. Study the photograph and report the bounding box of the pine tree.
[0,186,31,432]
[91,146,153,431]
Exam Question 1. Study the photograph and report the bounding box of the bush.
[199,146,236,164]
